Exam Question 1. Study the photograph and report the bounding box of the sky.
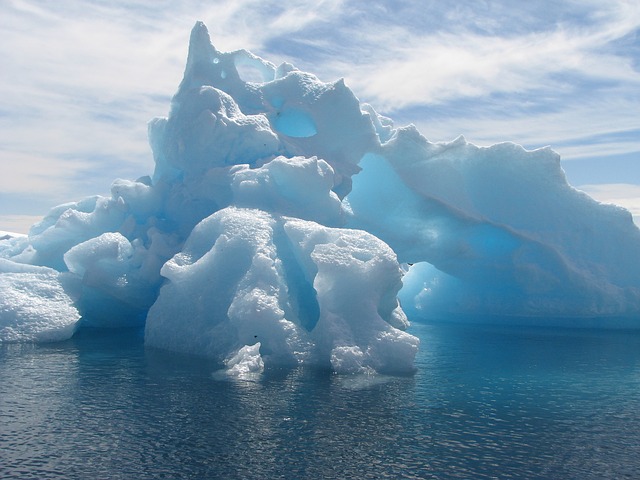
[1,0,639,233]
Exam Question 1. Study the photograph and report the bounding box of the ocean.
[2,321,639,479]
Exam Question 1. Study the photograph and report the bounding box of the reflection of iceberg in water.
[2,22,640,375]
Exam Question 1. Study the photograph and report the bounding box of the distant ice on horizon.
[0,231,26,240]
[1,22,639,374]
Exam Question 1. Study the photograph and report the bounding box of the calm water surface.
[2,322,640,479]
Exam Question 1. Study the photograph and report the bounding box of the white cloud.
[0,1,189,213]
[314,1,640,108]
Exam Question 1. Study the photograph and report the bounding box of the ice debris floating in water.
[2,22,640,373]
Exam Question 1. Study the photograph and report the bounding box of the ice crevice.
[271,220,320,333]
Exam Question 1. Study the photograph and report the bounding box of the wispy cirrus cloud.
[313,1,640,115]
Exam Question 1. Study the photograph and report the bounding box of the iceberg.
[1,22,639,372]
[145,207,416,374]
[349,140,640,320]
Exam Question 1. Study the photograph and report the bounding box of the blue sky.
[1,0,639,232]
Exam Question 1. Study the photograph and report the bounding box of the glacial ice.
[0,259,79,342]
[348,143,640,319]
[146,207,416,374]
[1,21,640,373]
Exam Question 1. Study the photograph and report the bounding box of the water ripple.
[2,325,640,478]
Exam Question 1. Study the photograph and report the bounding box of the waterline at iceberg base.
[2,22,640,375]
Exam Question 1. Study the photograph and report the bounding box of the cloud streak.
[318,2,640,123]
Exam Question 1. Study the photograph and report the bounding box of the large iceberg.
[1,22,640,372]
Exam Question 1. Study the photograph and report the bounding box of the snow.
[1,21,640,372]
[146,207,416,374]
[0,259,80,342]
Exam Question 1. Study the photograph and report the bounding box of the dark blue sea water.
[2,322,640,479]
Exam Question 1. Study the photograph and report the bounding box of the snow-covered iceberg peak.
[152,21,379,198]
